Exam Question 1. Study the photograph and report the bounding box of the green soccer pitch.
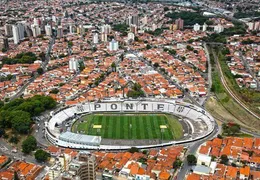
[72,113,183,140]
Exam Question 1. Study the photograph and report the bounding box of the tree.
[187,154,197,165]
[14,171,19,180]
[128,147,139,153]
[2,48,7,53]
[173,159,182,168]
[10,111,32,134]
[68,41,73,48]
[49,88,59,94]
[111,62,116,72]
[0,128,5,137]
[22,136,37,154]
[146,44,152,50]
[164,7,169,11]
[153,63,159,68]
[9,136,19,144]
[220,154,229,165]
[37,68,44,75]
[34,149,50,162]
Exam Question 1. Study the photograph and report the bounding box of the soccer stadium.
[45,99,215,150]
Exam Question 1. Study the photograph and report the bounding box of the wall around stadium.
[46,99,215,150]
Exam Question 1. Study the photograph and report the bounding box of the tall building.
[202,23,208,32]
[101,24,111,34]
[17,22,25,40]
[4,24,13,37]
[0,36,9,50]
[101,33,107,42]
[132,15,139,26]
[130,24,137,34]
[214,24,224,33]
[93,33,99,44]
[193,23,201,32]
[31,24,41,37]
[45,24,52,36]
[78,25,85,36]
[12,25,20,44]
[152,23,157,31]
[109,39,119,51]
[57,26,63,38]
[141,16,148,25]
[69,58,79,72]
[128,32,135,41]
[175,18,184,30]
[126,16,132,26]
[61,154,97,180]
[77,153,96,180]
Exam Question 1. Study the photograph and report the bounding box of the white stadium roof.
[59,132,101,146]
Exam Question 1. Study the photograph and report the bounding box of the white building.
[12,25,20,44]
[101,33,107,42]
[57,26,63,38]
[109,39,118,51]
[197,154,211,166]
[193,23,201,32]
[128,32,135,41]
[31,24,41,37]
[101,24,111,34]
[202,23,208,32]
[247,22,254,31]
[45,24,52,36]
[69,58,79,72]
[93,33,99,44]
[152,23,157,31]
[17,22,25,40]
[214,24,224,33]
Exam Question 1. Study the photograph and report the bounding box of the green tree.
[187,154,197,165]
[22,136,37,154]
[220,154,229,165]
[111,62,116,72]
[37,67,44,75]
[14,171,19,180]
[34,149,50,162]
[2,48,7,52]
[9,136,19,144]
[68,41,73,47]
[10,111,32,134]
[50,88,59,94]
[173,159,182,168]
[128,147,139,153]
[153,62,159,68]
[146,44,152,50]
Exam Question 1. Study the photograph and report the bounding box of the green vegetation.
[2,52,37,65]
[234,11,260,19]
[146,28,164,36]
[222,123,240,136]
[73,113,183,140]
[22,135,37,154]
[37,67,44,75]
[35,149,50,162]
[220,154,229,165]
[113,23,128,36]
[165,11,208,26]
[127,83,145,98]
[187,154,197,165]
[206,46,260,131]
[0,95,56,134]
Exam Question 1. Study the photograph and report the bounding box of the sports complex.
[45,99,216,150]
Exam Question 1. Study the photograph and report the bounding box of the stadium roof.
[59,132,101,146]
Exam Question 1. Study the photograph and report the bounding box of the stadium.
[45,99,215,150]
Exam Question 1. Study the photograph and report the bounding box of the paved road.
[177,122,220,180]
[212,48,260,121]
[9,37,55,101]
